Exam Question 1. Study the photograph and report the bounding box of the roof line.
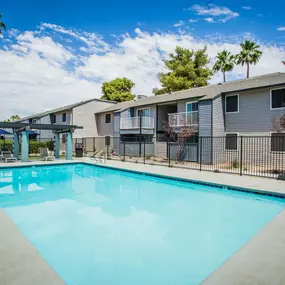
[19,98,117,121]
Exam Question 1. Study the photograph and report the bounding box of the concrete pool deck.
[0,209,65,285]
[0,159,285,284]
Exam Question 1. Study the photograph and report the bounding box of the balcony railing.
[168,112,199,127]
[120,117,155,129]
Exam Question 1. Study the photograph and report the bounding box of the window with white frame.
[186,102,198,113]
[225,94,239,113]
[225,133,238,150]
[137,108,150,117]
[105,113,111,124]
[271,133,285,152]
[271,88,285,109]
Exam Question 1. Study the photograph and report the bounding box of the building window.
[137,108,150,117]
[271,88,285,109]
[32,119,37,124]
[186,102,198,113]
[52,115,56,124]
[62,113,67,122]
[271,133,285,152]
[225,133,238,150]
[105,113,111,124]
[225,94,239,113]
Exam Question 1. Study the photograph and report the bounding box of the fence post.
[168,140,171,167]
[123,140,126,162]
[93,137,95,152]
[143,138,146,164]
[240,136,243,176]
[199,137,203,171]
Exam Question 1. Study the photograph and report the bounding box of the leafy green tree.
[0,14,6,35]
[153,46,213,95]
[4,115,20,122]
[213,50,236,83]
[101,77,135,102]
[236,40,262,78]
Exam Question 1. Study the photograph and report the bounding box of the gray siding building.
[96,72,285,160]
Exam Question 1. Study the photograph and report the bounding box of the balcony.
[168,112,199,127]
[120,117,154,133]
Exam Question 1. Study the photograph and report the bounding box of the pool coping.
[1,159,285,199]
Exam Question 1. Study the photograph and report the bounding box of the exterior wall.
[212,96,225,136]
[120,109,130,118]
[198,100,212,164]
[198,100,212,136]
[54,111,72,126]
[177,98,199,113]
[73,101,114,138]
[96,112,114,137]
[224,85,285,135]
[133,105,157,133]
[38,115,53,138]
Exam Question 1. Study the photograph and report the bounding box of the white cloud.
[257,14,263,17]
[191,4,239,23]
[242,6,252,10]
[188,19,198,23]
[173,20,184,27]
[277,27,285,31]
[204,18,215,23]
[0,23,285,120]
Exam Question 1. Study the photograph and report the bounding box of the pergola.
[0,122,83,162]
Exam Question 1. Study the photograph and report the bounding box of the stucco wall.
[73,100,115,138]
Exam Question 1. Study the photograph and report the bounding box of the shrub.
[0,140,54,154]
[231,159,239,168]
[0,140,13,152]
[145,154,152,160]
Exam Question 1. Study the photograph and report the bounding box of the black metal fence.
[1,135,285,179]
[74,135,285,180]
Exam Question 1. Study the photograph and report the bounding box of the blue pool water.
[0,164,284,285]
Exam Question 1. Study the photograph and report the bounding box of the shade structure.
[0,129,12,135]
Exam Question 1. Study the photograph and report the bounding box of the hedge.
[0,140,54,154]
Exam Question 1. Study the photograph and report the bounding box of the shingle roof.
[96,72,285,113]
[19,98,117,121]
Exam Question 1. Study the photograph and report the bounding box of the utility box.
[75,143,83,157]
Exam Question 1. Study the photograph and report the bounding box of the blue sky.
[0,1,285,119]
[2,0,284,42]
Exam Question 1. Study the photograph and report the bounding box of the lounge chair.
[90,150,105,163]
[39,148,55,161]
[0,150,17,163]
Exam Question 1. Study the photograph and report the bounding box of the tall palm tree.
[213,50,236,83]
[236,40,262,78]
[282,61,285,65]
[0,14,6,35]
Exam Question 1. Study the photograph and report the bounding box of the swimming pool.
[0,163,284,285]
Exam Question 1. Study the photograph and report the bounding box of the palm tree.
[236,40,262,78]
[282,61,285,65]
[213,50,236,83]
[0,14,6,35]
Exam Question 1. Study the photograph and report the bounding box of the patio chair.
[0,150,17,163]
[39,147,55,161]
[90,150,105,163]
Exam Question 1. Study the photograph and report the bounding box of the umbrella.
[28,130,39,135]
[0,129,12,135]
